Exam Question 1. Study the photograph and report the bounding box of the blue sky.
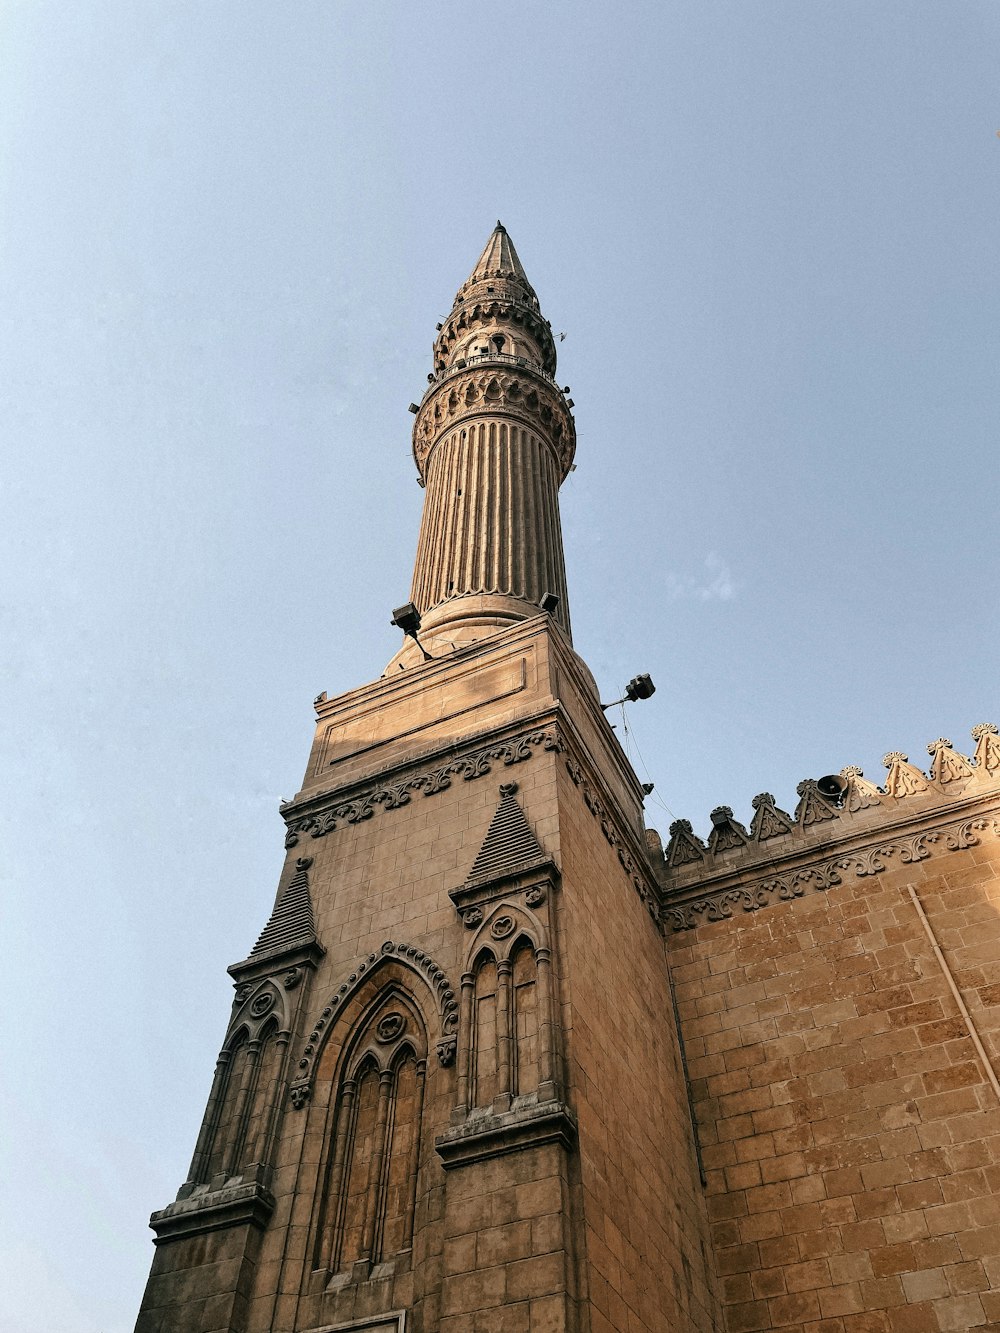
[1,3,998,1326]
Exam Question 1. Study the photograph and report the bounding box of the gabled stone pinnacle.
[466,782,548,886]
[232,856,320,972]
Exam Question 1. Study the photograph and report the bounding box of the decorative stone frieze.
[663,725,997,883]
[412,365,575,481]
[565,754,661,922]
[282,725,562,848]
[663,812,1000,931]
[660,725,1000,930]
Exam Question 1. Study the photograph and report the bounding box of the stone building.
[136,226,1000,1333]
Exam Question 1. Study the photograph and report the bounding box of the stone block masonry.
[663,729,1000,1333]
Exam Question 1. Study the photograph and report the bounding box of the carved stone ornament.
[490,914,516,940]
[927,738,974,785]
[289,1084,310,1110]
[433,298,555,378]
[462,907,484,928]
[283,727,562,848]
[282,967,303,990]
[566,757,660,922]
[234,983,252,1003]
[524,885,546,907]
[250,991,275,1017]
[839,766,884,813]
[882,752,929,799]
[666,819,707,868]
[664,813,1000,931]
[794,780,839,828]
[436,1034,457,1067]
[973,723,1000,773]
[412,366,576,481]
[750,792,794,843]
[707,807,750,855]
[290,941,460,1103]
[375,1012,406,1043]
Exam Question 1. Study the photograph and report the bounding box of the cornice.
[662,793,1000,933]
[150,1180,275,1243]
[560,740,663,927]
[662,731,1000,881]
[412,363,575,482]
[435,1099,577,1169]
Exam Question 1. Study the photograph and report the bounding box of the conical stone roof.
[454,221,538,308]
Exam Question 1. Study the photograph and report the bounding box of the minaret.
[136,226,721,1333]
[395,222,575,664]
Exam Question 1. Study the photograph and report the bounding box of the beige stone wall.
[139,617,722,1331]
[253,750,566,1331]
[555,755,724,1331]
[667,817,1000,1333]
[439,1143,578,1332]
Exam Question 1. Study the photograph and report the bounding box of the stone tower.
[135,224,721,1332]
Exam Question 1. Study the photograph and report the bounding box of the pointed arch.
[291,941,457,1102]
[239,1015,283,1170]
[471,953,500,1110]
[457,905,558,1117]
[465,900,545,965]
[309,962,432,1279]
[510,938,539,1099]
[202,1027,249,1182]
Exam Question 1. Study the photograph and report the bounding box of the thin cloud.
[664,552,737,602]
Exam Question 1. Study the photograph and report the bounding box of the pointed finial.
[496,218,504,230]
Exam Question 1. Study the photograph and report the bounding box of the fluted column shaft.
[410,417,571,635]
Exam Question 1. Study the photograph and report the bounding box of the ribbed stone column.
[410,420,570,635]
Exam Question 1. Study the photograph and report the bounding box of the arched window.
[337,1057,381,1269]
[465,937,543,1114]
[204,1029,249,1181]
[240,1018,282,1169]
[315,992,427,1275]
[511,939,539,1098]
[201,1018,284,1182]
[471,952,499,1109]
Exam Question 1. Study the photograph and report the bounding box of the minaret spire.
[396,225,576,665]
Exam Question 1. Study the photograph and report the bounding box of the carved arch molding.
[413,367,576,480]
[311,985,427,1276]
[289,940,459,1109]
[189,973,292,1189]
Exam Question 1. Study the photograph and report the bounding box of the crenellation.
[659,725,1000,935]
